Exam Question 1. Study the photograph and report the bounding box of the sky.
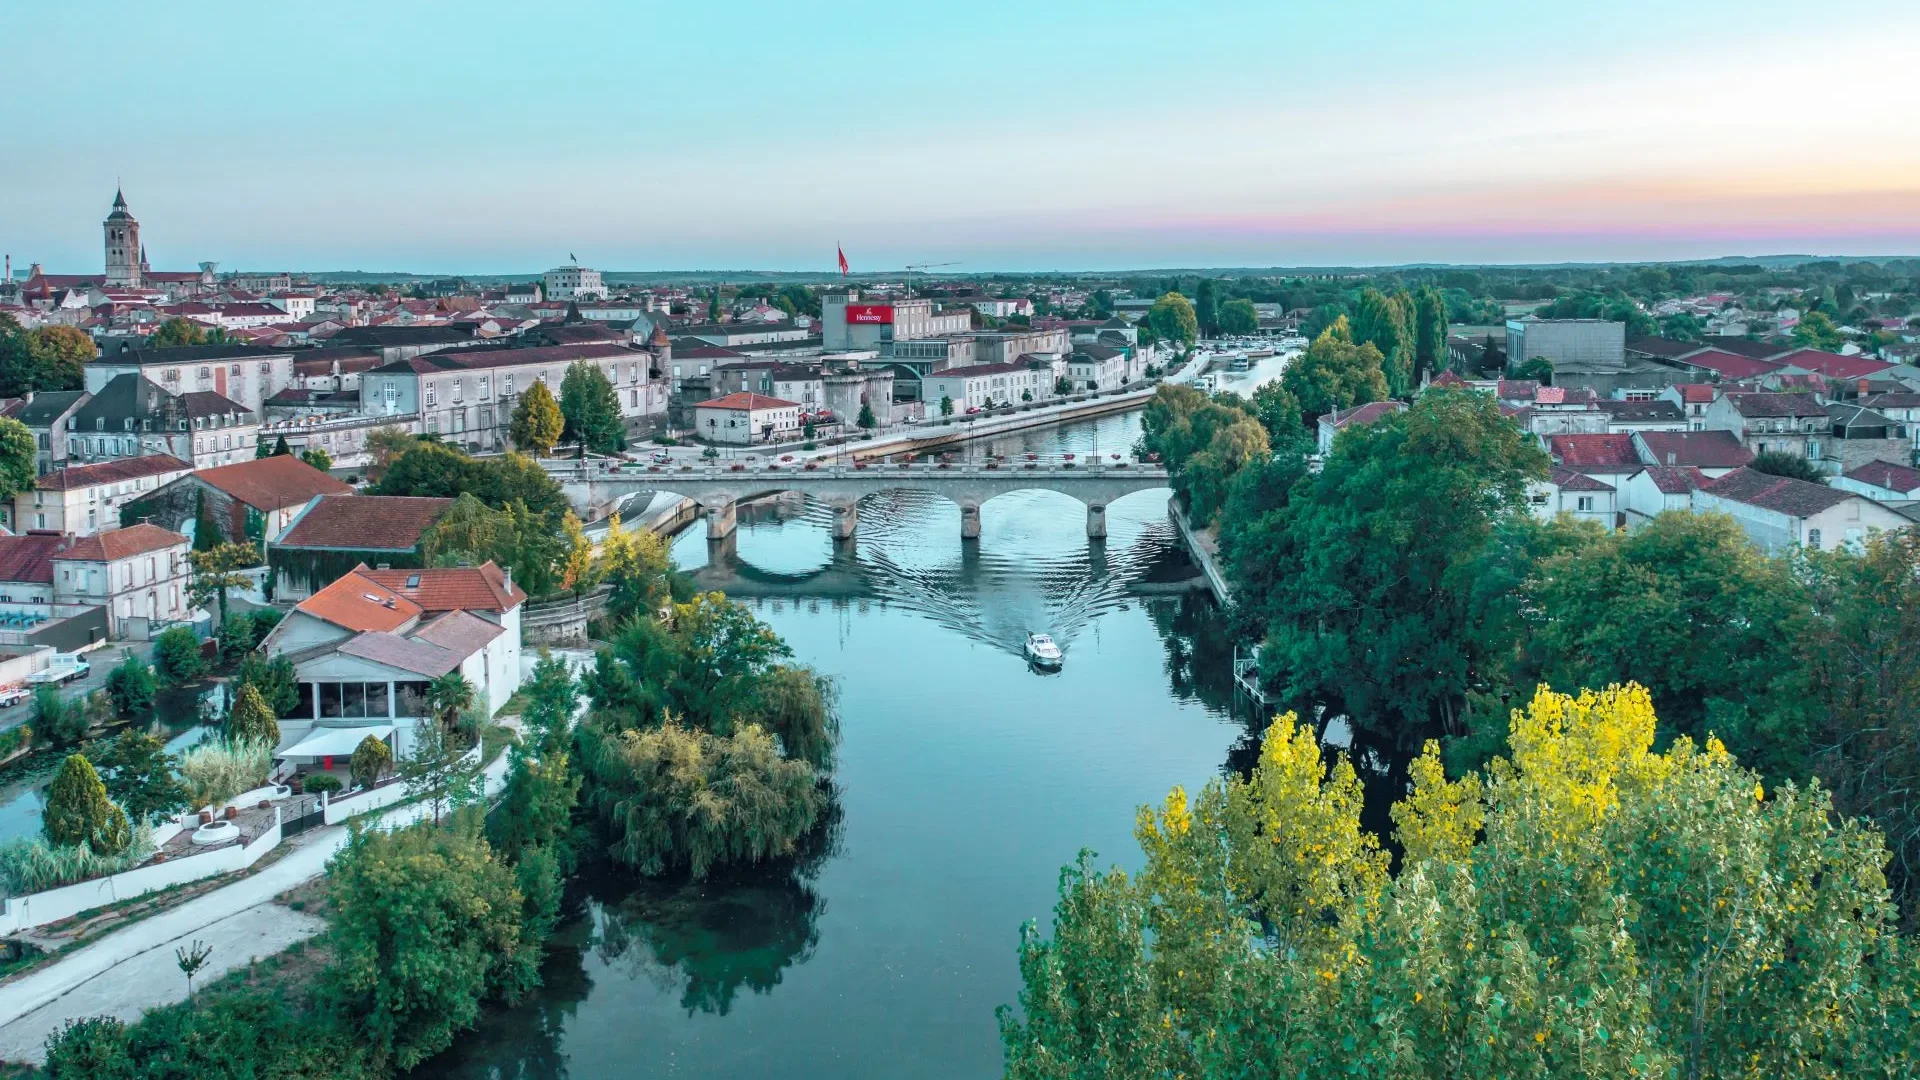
[5,0,1920,275]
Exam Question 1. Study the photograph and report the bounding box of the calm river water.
[426,411,1253,1079]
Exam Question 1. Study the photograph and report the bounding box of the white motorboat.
[1024,632,1064,668]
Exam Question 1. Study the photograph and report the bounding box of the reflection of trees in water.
[1142,594,1237,713]
[587,794,844,1017]
[413,915,595,1079]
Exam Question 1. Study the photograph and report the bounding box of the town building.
[1833,460,1920,503]
[1703,392,1828,460]
[268,494,455,600]
[1823,403,1909,473]
[1505,318,1626,367]
[543,262,607,301]
[141,455,353,548]
[65,373,258,469]
[9,454,194,535]
[364,341,664,450]
[263,562,526,774]
[1618,465,1711,526]
[1316,400,1406,456]
[1067,345,1127,392]
[49,522,192,639]
[5,391,90,474]
[712,361,827,413]
[1693,467,1909,554]
[921,358,1062,412]
[693,392,802,445]
[1527,465,1617,525]
[821,290,972,351]
[1630,430,1754,477]
[86,343,295,415]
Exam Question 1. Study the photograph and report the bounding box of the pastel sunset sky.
[5,0,1918,273]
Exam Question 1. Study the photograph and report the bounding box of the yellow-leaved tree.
[1003,684,1920,1079]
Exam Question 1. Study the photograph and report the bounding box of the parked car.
[0,687,29,708]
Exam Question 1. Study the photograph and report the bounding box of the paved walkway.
[0,650,589,1065]
[0,751,512,1064]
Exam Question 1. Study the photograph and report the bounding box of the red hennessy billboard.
[845,304,894,324]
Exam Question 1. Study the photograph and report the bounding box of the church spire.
[113,186,127,210]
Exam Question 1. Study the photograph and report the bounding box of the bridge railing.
[557,460,1166,480]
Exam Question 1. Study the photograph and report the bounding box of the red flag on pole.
[837,245,849,276]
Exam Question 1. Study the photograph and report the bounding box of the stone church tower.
[103,188,141,287]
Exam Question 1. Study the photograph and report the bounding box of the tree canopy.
[510,378,564,456]
[1147,292,1199,348]
[1278,317,1389,420]
[558,361,625,454]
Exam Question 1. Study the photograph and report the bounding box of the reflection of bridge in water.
[555,461,1172,541]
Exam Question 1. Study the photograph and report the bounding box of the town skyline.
[6,1,1919,274]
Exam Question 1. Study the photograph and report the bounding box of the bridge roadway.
[551,460,1172,540]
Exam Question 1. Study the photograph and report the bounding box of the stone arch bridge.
[553,461,1172,540]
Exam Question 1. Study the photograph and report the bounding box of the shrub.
[225,683,280,745]
[153,626,207,688]
[248,607,284,645]
[350,735,392,789]
[234,651,298,717]
[44,754,133,855]
[216,612,256,659]
[0,724,30,760]
[302,772,343,796]
[105,656,157,717]
[89,729,190,822]
[0,825,154,894]
[178,737,273,809]
[35,685,86,747]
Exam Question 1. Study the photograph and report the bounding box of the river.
[421,411,1257,1079]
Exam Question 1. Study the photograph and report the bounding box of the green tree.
[1514,355,1555,383]
[1661,311,1705,341]
[188,541,259,638]
[104,655,156,717]
[596,512,671,615]
[271,434,291,456]
[44,754,132,854]
[427,671,477,729]
[87,729,189,822]
[234,651,299,717]
[324,814,541,1071]
[1218,298,1258,336]
[509,378,564,455]
[34,684,85,746]
[349,734,392,789]
[190,489,220,552]
[399,718,482,824]
[1146,292,1199,348]
[558,360,625,454]
[1278,317,1389,419]
[939,394,954,417]
[1257,386,1548,740]
[1750,450,1826,483]
[856,400,877,429]
[225,682,280,745]
[1003,687,1920,1078]
[0,416,36,500]
[1193,278,1220,337]
[559,509,596,595]
[489,660,581,865]
[1792,309,1846,351]
[1351,286,1418,395]
[578,718,826,879]
[298,446,332,472]
[1412,284,1448,382]
[152,626,207,689]
[376,442,569,523]
[25,325,95,391]
[149,317,208,349]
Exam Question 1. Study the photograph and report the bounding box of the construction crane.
[902,261,960,299]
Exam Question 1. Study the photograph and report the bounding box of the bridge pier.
[830,501,858,541]
[1086,503,1107,539]
[704,500,737,540]
[959,502,981,540]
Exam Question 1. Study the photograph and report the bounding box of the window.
[425,382,437,407]
[396,681,431,717]
[1807,441,1821,458]
[503,374,514,396]
[1576,496,1593,512]
[452,380,463,403]
[1807,528,1822,548]
[479,376,489,398]
[383,380,397,402]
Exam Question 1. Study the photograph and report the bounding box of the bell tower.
[103,188,141,287]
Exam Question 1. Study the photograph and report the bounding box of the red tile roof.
[1672,383,1717,404]
[1634,430,1754,469]
[1775,349,1891,380]
[194,455,352,511]
[1701,467,1852,517]
[36,454,193,492]
[1723,392,1826,419]
[1324,400,1406,428]
[275,495,453,552]
[296,569,422,632]
[1496,380,1540,400]
[1548,465,1615,492]
[1643,465,1711,494]
[1684,350,1785,380]
[1842,459,1920,494]
[1547,433,1639,469]
[0,532,69,584]
[52,523,187,563]
[694,392,801,411]
[358,561,525,614]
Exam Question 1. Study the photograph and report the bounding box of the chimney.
[503,565,512,594]
[376,563,391,571]
[1858,378,1870,398]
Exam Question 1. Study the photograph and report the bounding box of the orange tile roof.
[194,455,352,511]
[295,568,422,632]
[358,561,526,614]
[694,391,800,410]
[52,523,188,563]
